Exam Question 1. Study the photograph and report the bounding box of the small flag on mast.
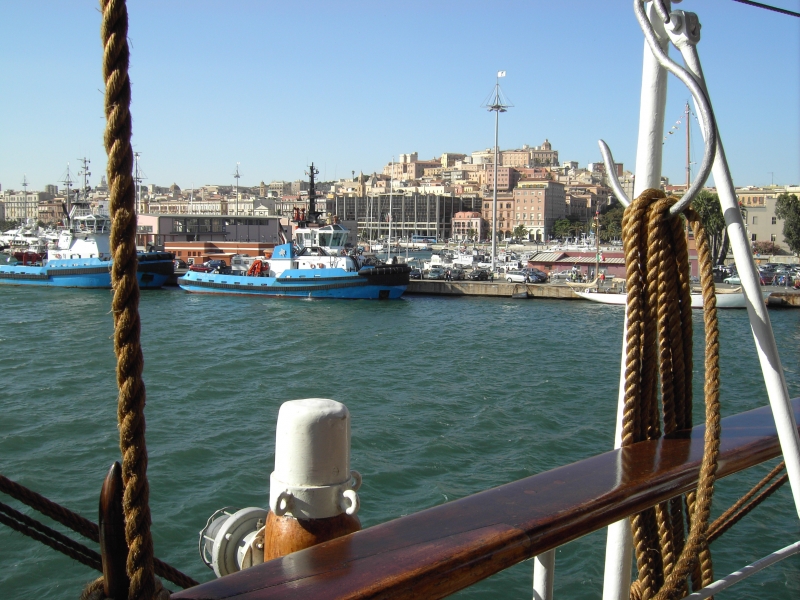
[497,70,506,77]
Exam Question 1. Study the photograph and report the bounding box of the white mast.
[61,164,73,214]
[133,152,143,214]
[388,157,394,262]
[77,157,91,203]
[234,163,241,216]
[485,71,509,273]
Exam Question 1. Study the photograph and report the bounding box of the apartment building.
[2,190,50,221]
[564,184,612,221]
[507,181,567,240]
[451,211,485,241]
[481,166,515,192]
[737,187,787,251]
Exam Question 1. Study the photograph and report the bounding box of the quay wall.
[406,281,581,299]
[407,280,800,307]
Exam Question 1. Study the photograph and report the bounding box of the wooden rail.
[173,399,800,600]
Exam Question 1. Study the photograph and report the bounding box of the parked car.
[450,268,466,280]
[468,269,489,281]
[521,267,548,283]
[426,267,445,280]
[723,274,741,285]
[505,270,529,283]
[409,268,422,280]
[174,258,188,269]
[189,258,228,273]
[549,270,573,281]
[188,263,213,272]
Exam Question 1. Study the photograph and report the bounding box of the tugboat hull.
[178,266,409,299]
[0,256,173,289]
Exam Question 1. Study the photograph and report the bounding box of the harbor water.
[1,286,799,599]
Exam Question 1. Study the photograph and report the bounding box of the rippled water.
[1,286,799,599]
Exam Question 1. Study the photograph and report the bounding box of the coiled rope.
[621,189,721,600]
[100,0,154,598]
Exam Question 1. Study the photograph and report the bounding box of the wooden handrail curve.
[173,399,800,600]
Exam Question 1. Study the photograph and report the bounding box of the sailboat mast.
[234,163,240,217]
[685,101,691,189]
[388,158,393,262]
[134,152,142,214]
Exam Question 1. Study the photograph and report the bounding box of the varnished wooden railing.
[173,399,800,600]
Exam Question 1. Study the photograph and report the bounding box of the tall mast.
[77,157,91,203]
[234,163,241,216]
[485,71,509,273]
[685,101,691,189]
[61,163,73,214]
[388,157,393,262]
[134,152,143,214]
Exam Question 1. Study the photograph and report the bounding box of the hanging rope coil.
[100,0,154,598]
[621,189,722,600]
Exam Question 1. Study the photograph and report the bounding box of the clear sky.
[1,1,798,192]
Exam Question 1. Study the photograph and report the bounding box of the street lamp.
[483,71,511,274]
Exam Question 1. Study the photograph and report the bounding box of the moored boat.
[0,204,173,289]
[575,287,769,309]
[178,165,410,300]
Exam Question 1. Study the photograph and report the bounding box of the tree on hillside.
[775,193,800,254]
[599,200,624,242]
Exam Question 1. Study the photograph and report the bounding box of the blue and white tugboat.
[0,202,173,289]
[178,164,410,299]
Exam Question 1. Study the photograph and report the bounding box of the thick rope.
[0,502,102,571]
[0,472,198,589]
[621,190,721,600]
[81,577,171,600]
[100,1,154,598]
[0,473,99,542]
[708,462,788,543]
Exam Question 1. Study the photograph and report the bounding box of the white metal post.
[670,17,800,519]
[532,549,555,600]
[602,4,670,599]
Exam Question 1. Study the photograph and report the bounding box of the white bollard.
[264,398,362,560]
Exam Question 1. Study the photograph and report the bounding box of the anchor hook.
[599,0,716,216]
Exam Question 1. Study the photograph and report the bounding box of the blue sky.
[1,1,798,192]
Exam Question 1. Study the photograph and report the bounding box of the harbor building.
[135,214,283,249]
[325,192,482,242]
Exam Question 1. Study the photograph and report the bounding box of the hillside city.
[2,140,798,254]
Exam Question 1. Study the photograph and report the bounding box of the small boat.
[511,284,529,299]
[178,164,410,300]
[574,287,767,309]
[0,203,173,289]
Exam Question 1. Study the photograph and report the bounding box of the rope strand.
[100,1,154,597]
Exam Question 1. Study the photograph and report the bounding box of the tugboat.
[178,164,410,299]
[0,201,174,289]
